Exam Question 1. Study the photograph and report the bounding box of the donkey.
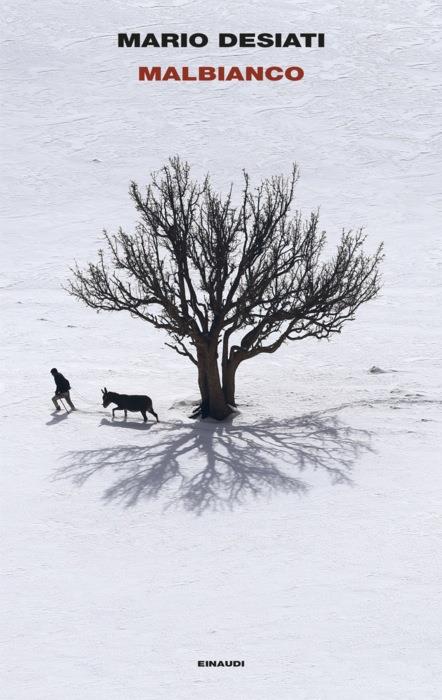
[101,388,159,423]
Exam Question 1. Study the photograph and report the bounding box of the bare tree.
[67,157,383,420]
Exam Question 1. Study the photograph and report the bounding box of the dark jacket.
[53,372,71,394]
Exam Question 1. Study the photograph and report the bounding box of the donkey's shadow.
[57,411,374,514]
[100,417,154,431]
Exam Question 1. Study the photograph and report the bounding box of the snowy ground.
[1,1,441,698]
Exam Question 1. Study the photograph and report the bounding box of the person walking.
[50,368,76,411]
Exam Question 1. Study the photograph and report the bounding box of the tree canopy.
[68,157,383,419]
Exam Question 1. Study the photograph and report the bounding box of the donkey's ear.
[101,388,105,395]
[104,387,108,393]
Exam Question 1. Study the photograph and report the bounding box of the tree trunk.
[222,358,239,406]
[196,343,232,420]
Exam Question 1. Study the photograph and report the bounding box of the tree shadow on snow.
[57,412,374,514]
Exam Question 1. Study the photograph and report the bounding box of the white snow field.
[1,1,441,698]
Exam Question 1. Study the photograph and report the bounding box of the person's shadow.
[46,411,69,426]
[56,411,374,514]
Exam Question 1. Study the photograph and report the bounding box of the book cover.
[2,2,441,698]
